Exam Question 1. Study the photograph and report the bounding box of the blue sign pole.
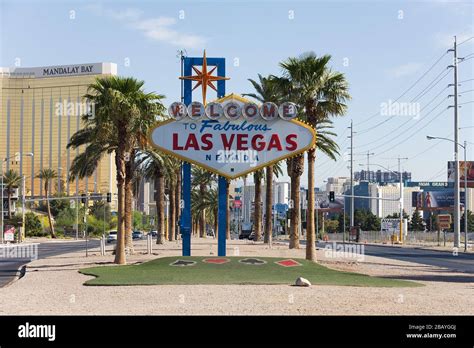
[218,176,227,256]
[181,55,226,256]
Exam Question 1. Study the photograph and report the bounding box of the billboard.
[448,161,474,188]
[412,190,465,209]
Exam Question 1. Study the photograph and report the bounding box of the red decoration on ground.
[275,259,302,267]
[202,258,230,264]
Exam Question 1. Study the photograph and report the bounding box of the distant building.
[354,170,411,184]
[1,63,118,200]
[326,177,351,195]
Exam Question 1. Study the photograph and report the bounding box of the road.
[289,240,474,274]
[0,240,100,287]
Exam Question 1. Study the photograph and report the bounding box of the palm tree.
[286,154,304,248]
[36,169,57,238]
[192,167,215,237]
[136,149,168,244]
[196,187,218,238]
[278,53,350,261]
[244,74,284,244]
[68,76,165,264]
[264,163,283,244]
[162,156,180,241]
[253,170,264,241]
[3,169,22,219]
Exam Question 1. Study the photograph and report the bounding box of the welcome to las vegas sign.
[148,94,316,180]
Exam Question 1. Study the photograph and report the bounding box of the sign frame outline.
[147,117,317,180]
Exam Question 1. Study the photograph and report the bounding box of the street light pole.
[398,157,408,243]
[427,136,469,251]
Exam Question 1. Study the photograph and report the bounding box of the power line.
[372,101,449,158]
[357,64,451,135]
[357,82,449,149]
[354,51,448,127]
[458,36,474,46]
[358,93,448,151]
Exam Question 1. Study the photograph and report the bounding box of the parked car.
[239,222,253,240]
[107,231,117,243]
[149,230,158,237]
[132,231,144,240]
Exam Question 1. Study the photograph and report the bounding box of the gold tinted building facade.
[0,63,117,198]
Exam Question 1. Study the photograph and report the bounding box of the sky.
[1,0,473,188]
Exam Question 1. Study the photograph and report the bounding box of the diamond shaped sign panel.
[149,117,315,179]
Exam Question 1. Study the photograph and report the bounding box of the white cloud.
[86,5,207,49]
[388,62,422,78]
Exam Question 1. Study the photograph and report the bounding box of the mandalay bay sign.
[149,94,316,179]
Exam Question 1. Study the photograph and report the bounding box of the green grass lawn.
[79,256,421,287]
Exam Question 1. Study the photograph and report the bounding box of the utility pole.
[398,156,408,243]
[448,36,461,248]
[463,141,468,252]
[348,120,355,229]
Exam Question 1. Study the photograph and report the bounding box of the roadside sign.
[437,214,451,229]
[4,225,15,241]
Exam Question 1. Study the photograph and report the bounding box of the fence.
[326,230,472,247]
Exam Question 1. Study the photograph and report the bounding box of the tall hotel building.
[0,62,117,199]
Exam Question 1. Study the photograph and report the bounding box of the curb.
[3,264,27,288]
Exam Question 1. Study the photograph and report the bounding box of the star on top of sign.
[179,50,230,105]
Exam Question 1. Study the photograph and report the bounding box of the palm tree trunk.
[124,153,136,254]
[254,175,262,241]
[114,152,126,265]
[45,184,56,239]
[156,174,165,244]
[168,182,176,241]
[199,183,206,238]
[213,208,218,239]
[175,170,181,239]
[264,166,273,244]
[306,147,316,261]
[7,192,12,218]
[124,177,134,255]
[289,154,304,249]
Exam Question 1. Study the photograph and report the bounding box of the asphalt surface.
[0,240,100,287]
[316,241,474,274]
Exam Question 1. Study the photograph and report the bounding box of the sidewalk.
[0,237,472,315]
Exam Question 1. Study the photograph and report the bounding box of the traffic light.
[106,192,112,203]
[81,193,87,204]
[329,191,335,202]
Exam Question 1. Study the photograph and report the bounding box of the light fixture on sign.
[168,102,187,120]
[278,102,298,120]
[260,102,279,121]
[187,101,205,120]
[223,101,241,120]
[205,102,224,120]
[242,102,260,121]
